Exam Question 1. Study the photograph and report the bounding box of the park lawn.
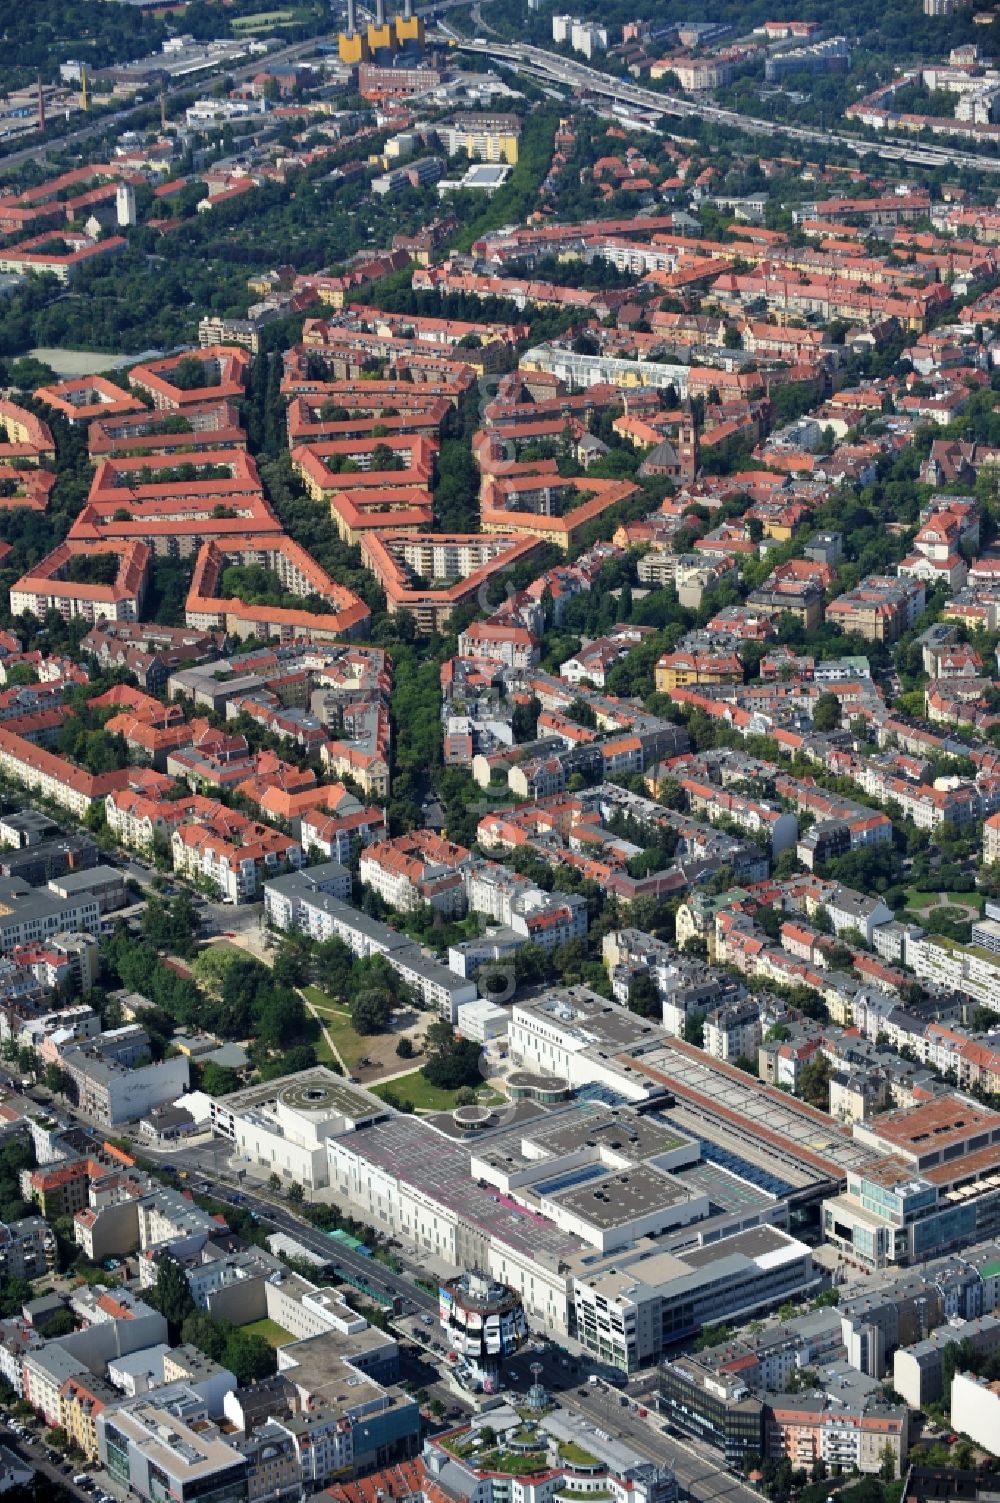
[302,986,374,1069]
[371,1071,466,1111]
[232,10,298,28]
[313,1027,338,1067]
[371,1072,505,1112]
[903,887,984,916]
[242,1317,295,1348]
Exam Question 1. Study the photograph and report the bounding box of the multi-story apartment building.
[261,865,352,931]
[171,808,301,904]
[60,1044,190,1126]
[185,535,368,643]
[9,540,150,624]
[359,832,471,915]
[0,877,101,952]
[983,810,1000,865]
[105,787,209,855]
[438,113,522,164]
[127,346,250,411]
[263,885,477,1022]
[0,727,131,821]
[765,1395,906,1477]
[703,1000,762,1063]
[60,1372,120,1462]
[361,533,540,634]
[0,1215,56,1279]
[909,933,1000,1009]
[299,802,386,865]
[826,576,926,643]
[654,650,743,693]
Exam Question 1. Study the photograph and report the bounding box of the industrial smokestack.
[375,0,385,28]
[404,0,413,19]
[347,0,357,31]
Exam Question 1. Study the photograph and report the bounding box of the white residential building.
[703,1000,762,1062]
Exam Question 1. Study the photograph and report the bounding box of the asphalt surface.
[19,1091,761,1502]
[0,37,321,178]
[140,1141,760,1503]
[139,1150,440,1315]
[455,37,1000,176]
[0,1416,93,1500]
[560,1385,762,1503]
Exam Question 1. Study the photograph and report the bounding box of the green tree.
[44,1063,67,1096]
[812,693,842,733]
[683,1012,705,1048]
[152,1254,196,1330]
[799,1053,832,1109]
[224,1328,278,1385]
[351,989,392,1035]
[422,1028,482,1091]
[628,972,661,1019]
[200,1062,240,1097]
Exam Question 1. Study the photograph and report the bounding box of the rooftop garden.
[441,1431,551,1476]
[558,1442,602,1468]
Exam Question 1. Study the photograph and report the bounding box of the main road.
[65,1091,755,1502]
[500,1347,762,1503]
[0,34,322,177]
[0,0,483,180]
[453,36,1000,176]
[139,1140,440,1315]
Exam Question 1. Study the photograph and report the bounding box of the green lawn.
[371,1071,503,1112]
[902,888,984,916]
[559,1442,600,1466]
[371,1070,464,1110]
[242,1317,295,1348]
[302,986,374,1069]
[232,9,298,28]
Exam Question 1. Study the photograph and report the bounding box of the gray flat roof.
[523,1106,689,1163]
[333,1115,584,1263]
[49,865,123,893]
[217,1067,384,1122]
[550,1163,692,1227]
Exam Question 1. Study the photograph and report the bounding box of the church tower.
[678,399,699,485]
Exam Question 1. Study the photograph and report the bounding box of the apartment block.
[825,576,926,643]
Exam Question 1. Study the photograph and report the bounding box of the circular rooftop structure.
[506,1071,571,1104]
[452,1104,495,1130]
[279,1077,356,1115]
